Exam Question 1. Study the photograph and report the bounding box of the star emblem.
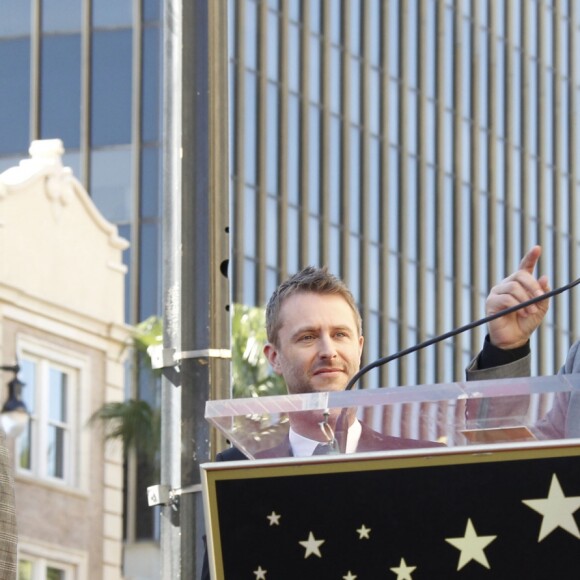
[522,473,580,541]
[356,524,371,539]
[299,531,325,558]
[266,511,280,526]
[343,572,357,580]
[445,518,497,570]
[253,565,267,579]
[390,557,417,579]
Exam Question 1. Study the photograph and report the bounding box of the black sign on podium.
[202,374,580,579]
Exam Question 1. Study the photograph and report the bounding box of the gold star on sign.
[445,518,497,570]
[356,524,371,539]
[299,531,325,558]
[253,565,267,579]
[522,473,580,541]
[390,557,416,580]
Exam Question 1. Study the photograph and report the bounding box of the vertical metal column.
[552,0,563,366]
[318,1,331,269]
[299,1,313,269]
[161,0,230,577]
[160,0,183,577]
[126,0,144,547]
[340,0,352,283]
[452,5,463,380]
[569,2,579,342]
[397,1,409,387]
[487,2,498,291]
[278,0,290,276]
[232,0,246,300]
[536,0,548,374]
[469,3,482,357]
[379,1,391,389]
[417,0,428,386]
[181,0,230,577]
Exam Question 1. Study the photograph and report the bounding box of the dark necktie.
[313,442,333,455]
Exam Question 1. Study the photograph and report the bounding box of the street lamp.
[0,364,29,438]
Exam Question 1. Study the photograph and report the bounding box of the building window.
[16,340,89,490]
[18,541,87,580]
[18,557,73,580]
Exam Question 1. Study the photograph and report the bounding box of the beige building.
[0,140,131,579]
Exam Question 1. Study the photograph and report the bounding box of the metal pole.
[180,0,230,576]
[160,0,183,576]
[160,0,230,577]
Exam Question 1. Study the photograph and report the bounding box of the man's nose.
[318,334,337,358]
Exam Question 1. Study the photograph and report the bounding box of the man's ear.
[264,343,283,375]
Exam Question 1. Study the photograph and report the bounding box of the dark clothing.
[253,423,443,458]
[215,446,246,462]
[477,334,530,370]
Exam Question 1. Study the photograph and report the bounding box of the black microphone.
[345,277,580,391]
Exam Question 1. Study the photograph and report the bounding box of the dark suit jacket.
[214,423,443,462]
[251,423,443,458]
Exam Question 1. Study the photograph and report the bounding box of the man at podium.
[219,265,442,461]
[201,266,442,580]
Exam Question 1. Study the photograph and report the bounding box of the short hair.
[265,266,362,345]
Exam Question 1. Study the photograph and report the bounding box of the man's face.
[264,292,364,394]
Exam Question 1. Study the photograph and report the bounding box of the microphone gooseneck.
[345,277,580,391]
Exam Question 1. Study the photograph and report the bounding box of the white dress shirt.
[288,419,362,457]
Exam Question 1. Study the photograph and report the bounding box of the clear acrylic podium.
[204,373,580,459]
[201,375,580,578]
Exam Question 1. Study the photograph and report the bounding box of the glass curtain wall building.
[229,0,580,391]
[2,0,580,565]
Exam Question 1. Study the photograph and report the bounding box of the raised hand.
[486,245,550,349]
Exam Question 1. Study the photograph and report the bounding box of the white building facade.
[0,140,130,580]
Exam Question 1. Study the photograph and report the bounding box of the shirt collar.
[289,419,362,457]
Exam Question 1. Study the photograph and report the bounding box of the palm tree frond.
[89,399,160,462]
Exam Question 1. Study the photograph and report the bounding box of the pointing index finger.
[518,245,542,275]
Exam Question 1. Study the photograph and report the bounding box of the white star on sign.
[299,531,325,558]
[253,565,267,579]
[343,571,357,580]
[445,518,497,570]
[266,511,280,526]
[390,557,417,580]
[356,524,371,539]
[522,473,580,541]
